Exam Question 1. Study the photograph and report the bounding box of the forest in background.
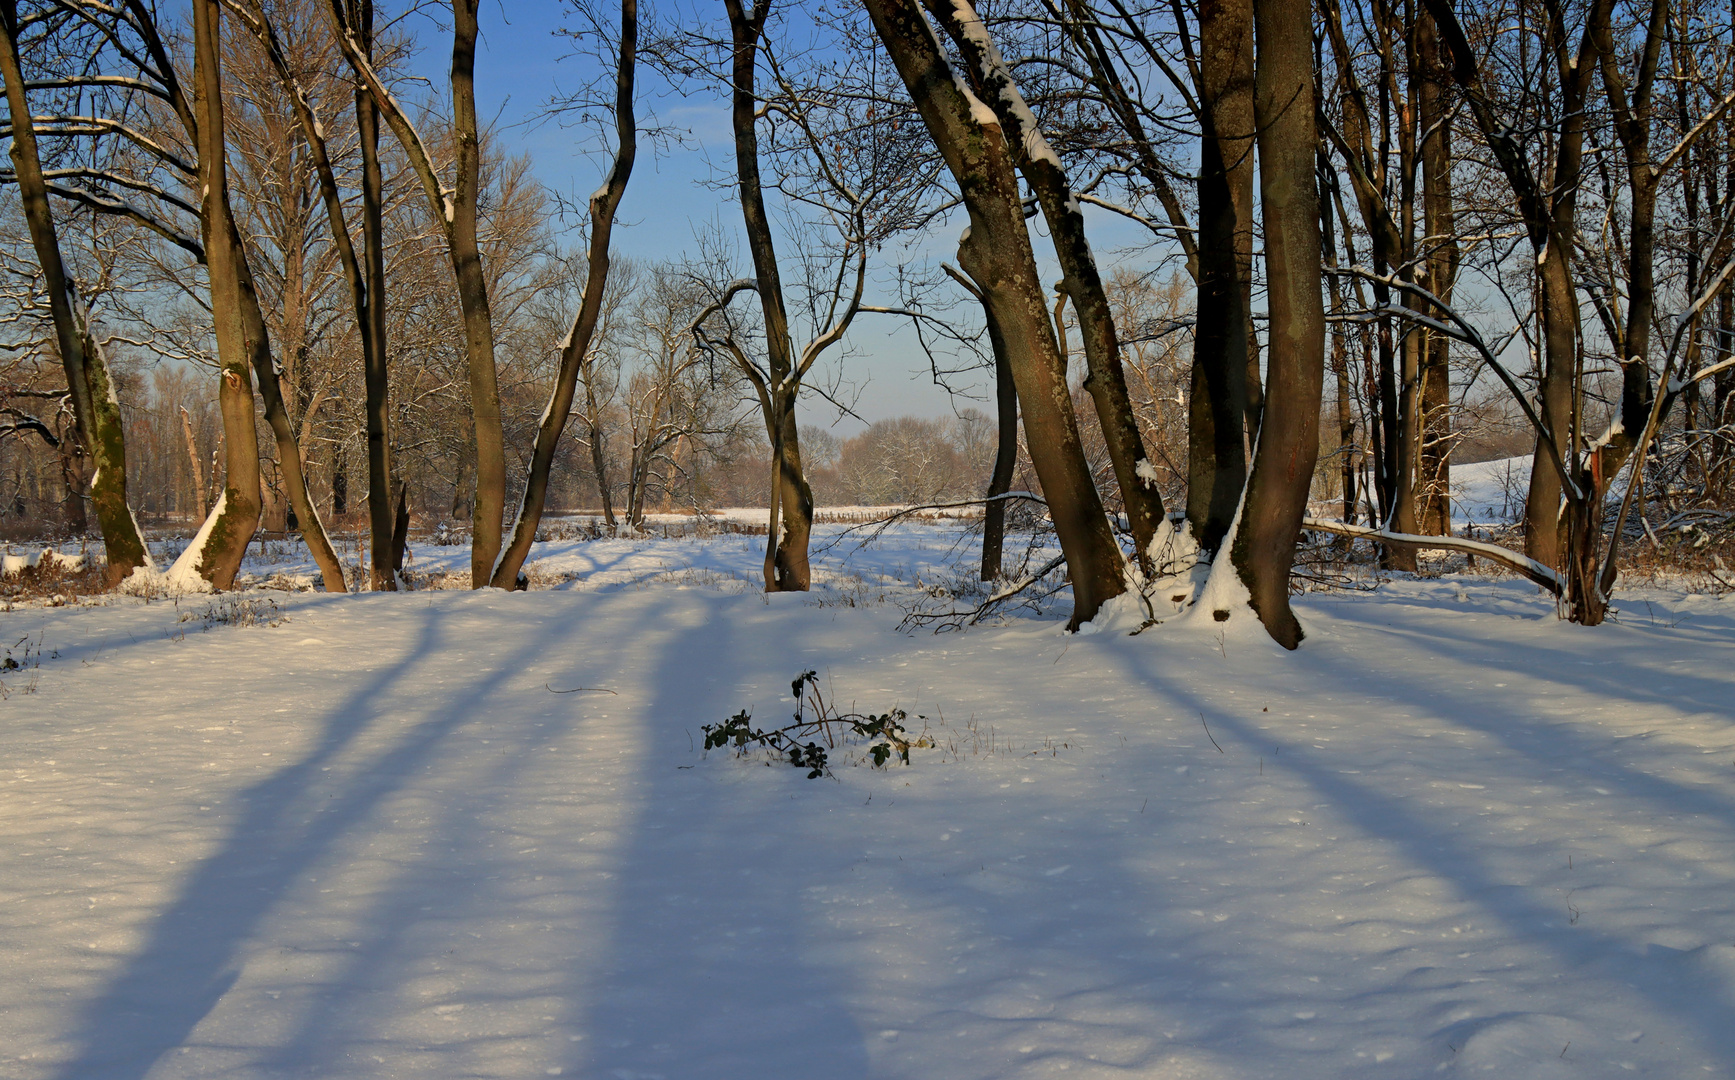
[1,0,1731,643]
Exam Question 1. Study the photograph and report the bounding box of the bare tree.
[864,0,1127,627]
[925,0,1168,570]
[0,0,148,583]
[491,0,636,588]
[326,0,506,587]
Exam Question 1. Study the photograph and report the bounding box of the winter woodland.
[3,0,1735,1076]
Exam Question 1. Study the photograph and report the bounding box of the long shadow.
[562,600,1351,1077]
[49,595,582,1080]
[1307,601,1735,827]
[247,617,598,1075]
[560,591,876,1080]
[1103,629,1735,1063]
[1320,588,1735,718]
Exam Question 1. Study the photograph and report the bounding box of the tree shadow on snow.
[47,598,582,1080]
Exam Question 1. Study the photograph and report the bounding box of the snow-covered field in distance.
[1452,455,1534,525]
[3,518,1734,1079]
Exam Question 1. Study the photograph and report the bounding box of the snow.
[4,520,1735,1078]
[1453,455,1534,525]
[944,0,1064,171]
[160,490,225,592]
[1,548,86,576]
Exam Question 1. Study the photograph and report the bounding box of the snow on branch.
[1301,517,1561,595]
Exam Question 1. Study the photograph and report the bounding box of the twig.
[1200,713,1224,753]
[546,683,618,695]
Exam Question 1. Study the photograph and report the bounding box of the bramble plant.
[699,670,925,779]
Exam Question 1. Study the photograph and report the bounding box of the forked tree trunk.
[927,0,1165,570]
[1425,0,1609,599]
[492,0,636,588]
[324,0,502,585]
[1228,0,1326,650]
[866,0,1125,627]
[0,1,149,586]
[1189,0,1256,559]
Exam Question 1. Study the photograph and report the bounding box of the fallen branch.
[1301,517,1561,595]
[898,551,1069,632]
[816,491,1048,553]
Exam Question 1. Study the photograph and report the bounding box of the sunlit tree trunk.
[492,0,636,587]
[866,0,1125,627]
[1228,0,1325,649]
[190,0,263,588]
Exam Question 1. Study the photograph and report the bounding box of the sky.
[393,1,997,434]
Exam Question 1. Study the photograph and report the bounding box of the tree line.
[1,0,1731,646]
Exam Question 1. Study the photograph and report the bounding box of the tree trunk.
[866,0,1125,627]
[588,408,617,530]
[1319,151,1357,523]
[0,0,149,585]
[390,478,410,577]
[1229,0,1325,650]
[449,0,506,586]
[928,0,1165,570]
[1188,0,1256,559]
[1417,8,1457,536]
[491,0,635,588]
[181,406,207,516]
[725,0,813,591]
[189,0,262,589]
[353,0,395,591]
[769,394,813,589]
[981,313,1017,581]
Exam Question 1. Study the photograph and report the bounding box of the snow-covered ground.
[4,521,1735,1079]
[1453,456,1533,525]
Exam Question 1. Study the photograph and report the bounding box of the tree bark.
[866,0,1125,627]
[981,310,1017,581]
[353,0,395,590]
[491,0,635,588]
[927,0,1165,571]
[725,0,814,591]
[0,0,149,586]
[1188,0,1256,558]
[1229,0,1325,649]
[1417,7,1456,536]
[190,0,262,589]
[448,0,505,585]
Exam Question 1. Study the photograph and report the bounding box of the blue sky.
[393,1,996,432]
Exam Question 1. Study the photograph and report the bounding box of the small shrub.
[180,596,286,629]
[698,670,929,779]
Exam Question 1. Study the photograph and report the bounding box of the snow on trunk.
[162,490,228,592]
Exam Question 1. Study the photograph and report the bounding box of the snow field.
[2,528,1734,1079]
